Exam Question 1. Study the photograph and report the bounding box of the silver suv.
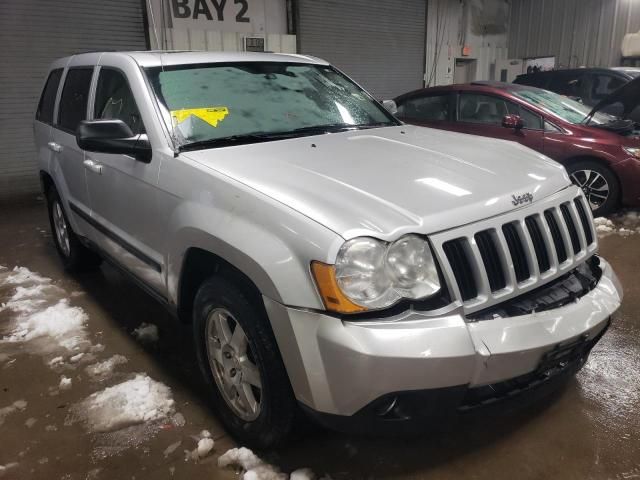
[35,51,622,447]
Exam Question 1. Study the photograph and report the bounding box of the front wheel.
[193,275,296,448]
[566,161,620,217]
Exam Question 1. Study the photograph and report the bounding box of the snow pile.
[0,267,90,354]
[594,210,640,237]
[0,462,19,477]
[0,400,27,426]
[218,448,318,480]
[197,437,215,458]
[3,267,50,285]
[72,374,175,432]
[59,376,72,391]
[184,430,215,461]
[0,284,61,315]
[132,323,159,344]
[3,299,88,346]
[85,355,128,381]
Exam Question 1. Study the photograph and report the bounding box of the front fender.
[165,200,343,310]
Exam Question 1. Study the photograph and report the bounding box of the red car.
[393,80,640,216]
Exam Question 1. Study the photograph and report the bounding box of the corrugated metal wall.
[297,0,427,99]
[0,0,147,202]
[509,0,640,68]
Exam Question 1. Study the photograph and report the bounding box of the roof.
[58,50,329,68]
[394,81,534,99]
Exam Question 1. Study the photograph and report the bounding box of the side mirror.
[502,114,524,130]
[76,120,151,163]
[382,99,398,115]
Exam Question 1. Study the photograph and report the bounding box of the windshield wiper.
[178,122,393,152]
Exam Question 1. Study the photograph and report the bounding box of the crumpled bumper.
[264,257,622,420]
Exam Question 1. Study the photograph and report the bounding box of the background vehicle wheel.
[46,187,102,272]
[193,275,296,448]
[566,161,620,217]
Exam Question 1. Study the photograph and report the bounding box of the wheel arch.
[39,170,56,196]
[176,246,270,323]
[563,155,621,189]
[563,155,622,211]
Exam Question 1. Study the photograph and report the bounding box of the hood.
[587,75,640,121]
[184,125,570,240]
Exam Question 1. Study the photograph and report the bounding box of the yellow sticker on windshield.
[171,107,229,128]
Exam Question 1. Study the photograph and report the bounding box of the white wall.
[146,0,296,53]
[425,0,509,86]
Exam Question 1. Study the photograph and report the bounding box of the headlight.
[623,146,640,159]
[312,235,441,313]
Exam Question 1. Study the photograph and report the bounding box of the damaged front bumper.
[264,256,622,431]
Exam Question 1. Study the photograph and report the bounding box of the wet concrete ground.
[0,202,638,480]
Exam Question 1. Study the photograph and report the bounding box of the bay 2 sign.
[171,0,263,33]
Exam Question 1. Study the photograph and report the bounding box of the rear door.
[34,66,64,179]
[395,92,456,130]
[455,92,545,152]
[51,59,97,235]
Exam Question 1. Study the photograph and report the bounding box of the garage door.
[297,0,426,100]
[0,0,148,202]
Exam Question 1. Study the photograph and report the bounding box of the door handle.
[47,141,62,153]
[83,159,103,175]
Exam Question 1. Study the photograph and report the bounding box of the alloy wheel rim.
[205,307,263,421]
[53,201,71,257]
[570,169,610,211]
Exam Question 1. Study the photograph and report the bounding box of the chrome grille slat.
[431,187,598,315]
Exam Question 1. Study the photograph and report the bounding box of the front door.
[456,92,545,153]
[84,60,165,294]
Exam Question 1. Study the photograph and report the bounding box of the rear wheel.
[566,161,620,217]
[193,275,296,448]
[46,187,101,272]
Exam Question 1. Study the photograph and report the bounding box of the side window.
[517,106,543,130]
[459,93,542,129]
[591,75,626,102]
[36,69,63,124]
[397,94,450,122]
[551,73,591,102]
[94,69,145,135]
[544,121,561,133]
[459,93,516,125]
[57,68,94,133]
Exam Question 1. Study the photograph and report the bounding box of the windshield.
[145,62,397,149]
[512,88,618,126]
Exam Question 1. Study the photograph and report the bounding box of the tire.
[193,275,296,448]
[46,187,102,272]
[566,160,620,217]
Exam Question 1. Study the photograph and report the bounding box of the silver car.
[34,51,622,448]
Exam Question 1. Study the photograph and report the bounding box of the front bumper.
[264,257,622,425]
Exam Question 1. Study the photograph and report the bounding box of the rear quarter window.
[57,67,94,133]
[36,69,63,124]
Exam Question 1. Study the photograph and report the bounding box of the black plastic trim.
[69,201,161,273]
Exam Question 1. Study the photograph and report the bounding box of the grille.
[433,190,598,314]
[475,230,506,292]
[443,239,477,301]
